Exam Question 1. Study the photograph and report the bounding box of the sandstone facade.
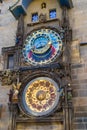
[0,0,87,130]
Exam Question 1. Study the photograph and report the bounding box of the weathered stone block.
[71,40,81,63]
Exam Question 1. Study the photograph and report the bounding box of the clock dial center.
[36,90,46,101]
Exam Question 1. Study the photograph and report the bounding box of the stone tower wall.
[70,0,87,129]
[0,0,87,130]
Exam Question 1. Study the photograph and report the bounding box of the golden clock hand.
[48,41,51,45]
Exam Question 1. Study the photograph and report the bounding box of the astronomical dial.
[23,28,63,65]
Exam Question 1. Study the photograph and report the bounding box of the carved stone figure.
[39,13,46,22]
[12,82,21,102]
[41,2,46,9]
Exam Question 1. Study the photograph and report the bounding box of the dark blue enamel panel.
[10,6,26,19]
[22,0,32,8]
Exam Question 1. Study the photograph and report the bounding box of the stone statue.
[12,82,21,102]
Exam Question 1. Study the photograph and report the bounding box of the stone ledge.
[74,117,87,123]
[80,42,87,46]
[74,113,87,118]
[73,123,87,129]
[74,106,87,112]
[73,97,87,107]
[71,64,84,69]
[73,90,87,97]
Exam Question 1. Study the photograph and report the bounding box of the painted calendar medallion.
[21,77,60,117]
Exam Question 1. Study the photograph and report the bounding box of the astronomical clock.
[19,27,64,118]
[1,1,73,130]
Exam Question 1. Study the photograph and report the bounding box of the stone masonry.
[0,0,87,130]
[70,0,87,129]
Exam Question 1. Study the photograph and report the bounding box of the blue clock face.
[33,37,48,49]
[23,29,63,65]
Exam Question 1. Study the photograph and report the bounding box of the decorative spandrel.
[21,77,60,117]
[23,28,63,65]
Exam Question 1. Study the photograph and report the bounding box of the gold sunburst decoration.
[23,77,60,116]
